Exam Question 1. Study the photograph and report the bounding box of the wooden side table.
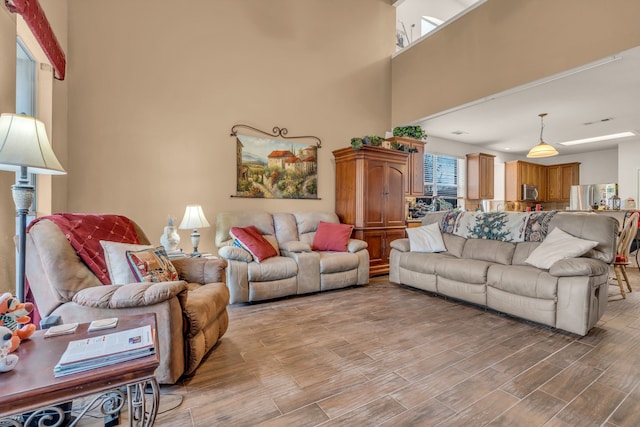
[0,313,160,427]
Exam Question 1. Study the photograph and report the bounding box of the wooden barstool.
[612,212,639,298]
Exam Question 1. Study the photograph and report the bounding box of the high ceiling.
[395,0,640,157]
[417,46,640,157]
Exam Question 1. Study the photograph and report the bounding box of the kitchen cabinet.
[466,153,495,199]
[506,160,579,202]
[547,162,580,201]
[506,161,540,201]
[385,136,426,196]
[333,146,409,276]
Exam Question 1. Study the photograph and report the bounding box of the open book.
[54,325,155,377]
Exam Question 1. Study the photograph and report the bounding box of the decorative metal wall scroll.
[230,124,321,199]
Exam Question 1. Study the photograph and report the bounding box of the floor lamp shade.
[0,114,66,174]
[0,113,66,302]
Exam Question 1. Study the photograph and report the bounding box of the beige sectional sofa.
[389,211,618,336]
[215,211,369,303]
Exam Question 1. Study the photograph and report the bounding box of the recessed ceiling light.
[451,130,468,135]
[558,131,635,146]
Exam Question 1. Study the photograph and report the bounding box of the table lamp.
[179,205,210,257]
[0,113,66,302]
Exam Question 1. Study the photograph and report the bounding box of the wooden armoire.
[333,146,409,276]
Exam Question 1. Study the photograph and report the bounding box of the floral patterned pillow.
[126,246,179,283]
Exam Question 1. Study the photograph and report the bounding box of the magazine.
[54,325,155,377]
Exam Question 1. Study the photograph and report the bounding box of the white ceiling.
[416,45,640,157]
[395,0,640,157]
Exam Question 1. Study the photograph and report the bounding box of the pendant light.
[527,113,559,158]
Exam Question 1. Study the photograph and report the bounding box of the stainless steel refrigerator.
[569,184,617,210]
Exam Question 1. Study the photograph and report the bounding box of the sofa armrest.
[280,241,311,253]
[390,238,410,252]
[171,257,228,284]
[72,281,188,309]
[218,245,253,262]
[348,239,368,253]
[549,257,609,277]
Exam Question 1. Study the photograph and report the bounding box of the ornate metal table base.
[0,377,159,427]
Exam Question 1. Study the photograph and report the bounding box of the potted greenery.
[350,135,384,150]
[392,125,427,140]
[385,125,427,152]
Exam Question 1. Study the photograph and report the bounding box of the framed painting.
[231,125,321,199]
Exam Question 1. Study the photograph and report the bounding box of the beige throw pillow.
[525,227,598,270]
[406,222,446,253]
[100,240,153,284]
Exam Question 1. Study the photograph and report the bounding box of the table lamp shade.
[0,113,66,174]
[179,205,210,230]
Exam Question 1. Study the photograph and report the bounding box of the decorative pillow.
[525,227,598,269]
[126,246,179,283]
[312,221,353,252]
[406,222,446,253]
[100,240,153,284]
[229,225,278,262]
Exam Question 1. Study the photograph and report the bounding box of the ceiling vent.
[583,117,614,125]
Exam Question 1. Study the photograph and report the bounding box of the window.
[420,16,443,37]
[424,153,465,209]
[16,38,36,117]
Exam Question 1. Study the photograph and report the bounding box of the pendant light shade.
[527,113,559,158]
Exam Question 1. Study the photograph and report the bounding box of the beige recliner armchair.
[23,215,230,384]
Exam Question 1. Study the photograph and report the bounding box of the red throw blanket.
[25,214,141,325]
[27,213,141,284]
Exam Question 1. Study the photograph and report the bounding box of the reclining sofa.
[389,211,618,336]
[215,211,369,303]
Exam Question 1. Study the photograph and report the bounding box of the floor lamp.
[0,114,66,302]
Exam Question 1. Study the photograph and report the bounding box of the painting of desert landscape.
[235,134,318,199]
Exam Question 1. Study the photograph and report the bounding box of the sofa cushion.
[525,227,598,269]
[312,221,353,252]
[279,241,311,253]
[442,233,466,258]
[319,252,359,274]
[294,212,341,234]
[406,223,446,253]
[487,264,558,299]
[399,252,451,275]
[549,258,609,277]
[100,240,153,284]
[434,258,492,284]
[215,211,276,248]
[218,245,253,262]
[126,247,179,283]
[248,256,298,282]
[512,242,540,265]
[230,225,278,262]
[461,239,516,265]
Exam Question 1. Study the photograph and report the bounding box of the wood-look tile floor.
[87,264,640,426]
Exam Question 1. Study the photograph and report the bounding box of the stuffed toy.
[0,292,36,353]
[0,325,19,372]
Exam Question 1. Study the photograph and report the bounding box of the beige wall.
[0,6,17,294]
[66,0,395,254]
[392,0,640,125]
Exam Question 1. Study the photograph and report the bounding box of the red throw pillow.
[230,225,278,262]
[312,221,353,252]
